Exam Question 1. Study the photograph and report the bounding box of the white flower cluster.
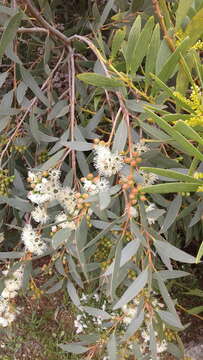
[134,141,150,154]
[122,297,140,325]
[141,328,167,356]
[27,169,61,206]
[52,211,77,231]
[21,224,48,255]
[93,145,123,177]
[0,266,23,327]
[140,170,159,185]
[82,177,109,194]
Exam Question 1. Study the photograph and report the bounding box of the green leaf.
[105,239,141,276]
[141,167,201,183]
[67,280,81,308]
[75,218,88,280]
[46,279,63,294]
[62,141,93,151]
[144,108,203,160]
[143,182,200,194]
[58,343,88,354]
[156,310,184,329]
[113,268,148,310]
[145,23,160,87]
[112,118,127,153]
[39,149,65,170]
[131,16,154,74]
[111,27,126,59]
[52,228,71,249]
[20,66,49,106]
[153,270,190,281]
[99,190,111,211]
[98,0,115,27]
[154,239,196,263]
[175,0,193,29]
[174,120,203,146]
[196,241,203,264]
[0,11,23,62]
[187,305,203,315]
[126,15,141,72]
[160,195,182,233]
[185,7,203,46]
[107,333,117,360]
[82,306,111,320]
[110,236,123,299]
[157,37,191,82]
[47,100,68,121]
[0,251,24,259]
[77,73,124,88]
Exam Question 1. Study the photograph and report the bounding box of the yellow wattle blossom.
[197,185,203,192]
[194,172,203,179]
[173,85,203,127]
[175,29,203,50]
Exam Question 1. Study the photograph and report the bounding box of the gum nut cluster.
[81,173,109,194]
[93,142,123,177]
[21,224,48,256]
[0,169,15,196]
[0,266,24,327]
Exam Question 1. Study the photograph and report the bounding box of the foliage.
[0,0,202,359]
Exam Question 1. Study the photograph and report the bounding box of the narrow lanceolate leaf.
[154,239,196,263]
[99,190,111,211]
[58,343,88,355]
[67,280,81,308]
[82,306,111,320]
[185,7,203,46]
[174,120,203,146]
[141,167,202,183]
[62,141,93,151]
[77,73,124,88]
[157,37,191,82]
[175,0,193,29]
[111,27,126,59]
[0,72,8,88]
[156,274,180,318]
[196,242,203,264]
[113,268,148,310]
[20,66,49,106]
[153,270,190,281]
[144,108,203,161]
[131,16,154,74]
[110,236,123,299]
[107,333,117,360]
[122,310,144,341]
[145,23,160,85]
[39,149,65,170]
[156,310,184,329]
[105,239,141,276]
[160,195,182,233]
[112,118,128,153]
[0,11,23,62]
[75,218,88,280]
[143,182,200,194]
[126,15,141,72]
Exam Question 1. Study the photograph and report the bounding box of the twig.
[0,26,49,33]
[151,0,175,52]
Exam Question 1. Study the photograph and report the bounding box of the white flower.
[31,206,49,224]
[134,141,149,154]
[129,206,138,218]
[157,340,167,353]
[82,177,109,194]
[0,317,8,327]
[27,192,50,205]
[58,187,77,215]
[21,224,48,255]
[80,293,88,302]
[94,145,123,177]
[93,293,100,302]
[141,171,159,185]
[141,330,150,342]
